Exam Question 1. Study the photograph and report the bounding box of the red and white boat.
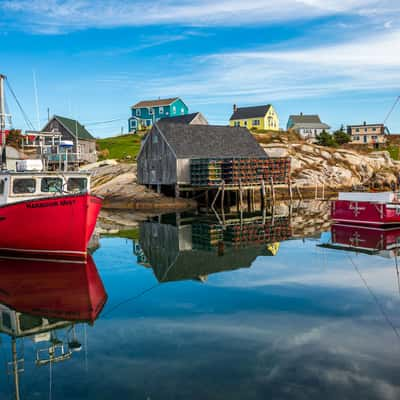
[0,74,102,259]
[332,192,400,226]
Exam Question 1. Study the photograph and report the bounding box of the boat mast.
[0,74,6,170]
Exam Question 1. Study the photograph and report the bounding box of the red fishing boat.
[332,192,400,226]
[0,74,102,258]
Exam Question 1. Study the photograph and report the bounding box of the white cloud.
[0,0,398,33]
[108,29,400,105]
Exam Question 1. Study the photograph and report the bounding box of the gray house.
[137,123,267,190]
[158,112,208,126]
[41,115,97,164]
[287,113,330,141]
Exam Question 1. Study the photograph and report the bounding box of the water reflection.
[0,255,107,400]
[136,213,292,283]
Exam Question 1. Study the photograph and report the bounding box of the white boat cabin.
[0,161,92,205]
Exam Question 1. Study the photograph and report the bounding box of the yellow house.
[229,104,279,131]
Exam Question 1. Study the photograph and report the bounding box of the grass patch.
[97,134,142,161]
[102,228,140,240]
[387,145,400,160]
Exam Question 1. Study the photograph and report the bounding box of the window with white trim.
[136,109,141,116]
[13,178,36,194]
[159,107,164,114]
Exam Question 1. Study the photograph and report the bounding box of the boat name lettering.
[26,201,59,209]
[26,199,76,209]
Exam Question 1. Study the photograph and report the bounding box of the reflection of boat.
[0,254,107,322]
[320,223,400,256]
[139,216,291,282]
[0,255,107,400]
[332,192,400,226]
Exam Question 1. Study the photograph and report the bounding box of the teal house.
[129,97,189,132]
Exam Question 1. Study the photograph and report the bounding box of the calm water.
[1,206,400,399]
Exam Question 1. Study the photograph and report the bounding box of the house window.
[131,120,137,129]
[2,312,11,329]
[181,108,184,114]
[363,136,367,143]
[372,135,378,140]
[172,106,176,114]
[0,180,4,194]
[252,120,260,126]
[372,127,376,131]
[159,107,163,114]
[244,121,247,126]
[13,178,36,194]
[149,108,154,115]
[355,128,359,132]
[136,109,141,116]
[41,178,62,193]
[146,120,152,127]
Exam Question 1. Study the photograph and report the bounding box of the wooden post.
[157,184,161,194]
[175,184,180,198]
[205,190,209,214]
[261,179,266,210]
[270,177,276,204]
[239,179,243,211]
[247,189,251,212]
[236,190,240,213]
[288,179,293,201]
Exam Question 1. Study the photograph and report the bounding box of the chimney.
[233,104,237,113]
[300,112,303,116]
[363,121,367,125]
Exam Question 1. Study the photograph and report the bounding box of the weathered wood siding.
[137,127,177,185]
[177,158,191,184]
[42,119,97,163]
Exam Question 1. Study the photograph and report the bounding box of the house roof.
[154,123,267,159]
[289,114,322,124]
[230,105,272,120]
[348,123,384,128]
[291,122,331,130]
[158,112,208,125]
[132,97,179,109]
[52,115,95,141]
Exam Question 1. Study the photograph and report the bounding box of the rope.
[347,254,400,342]
[5,78,35,130]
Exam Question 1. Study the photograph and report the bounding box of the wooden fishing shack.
[137,122,291,204]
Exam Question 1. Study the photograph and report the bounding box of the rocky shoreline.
[88,142,400,212]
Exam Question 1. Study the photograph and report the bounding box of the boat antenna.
[33,70,41,131]
[0,74,7,171]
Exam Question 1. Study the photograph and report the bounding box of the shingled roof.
[230,105,271,120]
[158,112,208,125]
[132,97,179,109]
[53,115,94,141]
[153,123,267,159]
[289,114,322,124]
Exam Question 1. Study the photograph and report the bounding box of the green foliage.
[102,228,139,240]
[387,145,400,161]
[315,130,337,147]
[333,130,351,145]
[97,134,142,161]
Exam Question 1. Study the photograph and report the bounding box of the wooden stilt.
[288,179,293,201]
[205,190,209,214]
[247,189,251,212]
[175,184,180,198]
[270,177,276,204]
[261,179,266,210]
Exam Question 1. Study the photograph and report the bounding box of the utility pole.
[0,74,7,170]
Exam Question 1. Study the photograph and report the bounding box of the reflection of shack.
[139,217,291,282]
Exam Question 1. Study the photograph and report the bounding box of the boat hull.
[331,223,400,252]
[331,200,400,226]
[0,193,102,258]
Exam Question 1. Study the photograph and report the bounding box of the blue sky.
[1,0,400,137]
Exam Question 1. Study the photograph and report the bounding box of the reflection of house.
[129,97,189,132]
[287,113,330,141]
[229,104,279,131]
[347,122,387,147]
[139,217,291,283]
